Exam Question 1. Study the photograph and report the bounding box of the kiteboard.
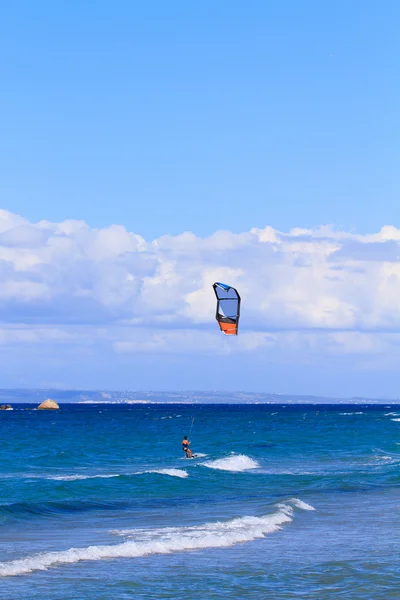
[181,453,206,460]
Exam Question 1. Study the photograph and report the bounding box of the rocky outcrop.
[0,404,13,410]
[38,399,60,410]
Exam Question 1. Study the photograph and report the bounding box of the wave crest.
[0,500,313,577]
[201,454,259,472]
[143,469,188,478]
[48,474,119,481]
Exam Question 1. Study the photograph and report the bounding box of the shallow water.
[1,403,400,598]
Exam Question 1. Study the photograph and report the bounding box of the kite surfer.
[182,435,193,458]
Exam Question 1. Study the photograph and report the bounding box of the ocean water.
[1,403,400,599]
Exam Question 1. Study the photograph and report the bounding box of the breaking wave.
[201,454,259,472]
[48,474,119,481]
[142,469,188,478]
[51,469,189,480]
[286,498,315,511]
[1,469,189,482]
[0,499,313,577]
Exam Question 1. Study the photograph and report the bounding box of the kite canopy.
[213,282,241,335]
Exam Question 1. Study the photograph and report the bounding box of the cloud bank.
[1,209,400,367]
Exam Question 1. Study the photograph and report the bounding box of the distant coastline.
[0,389,399,405]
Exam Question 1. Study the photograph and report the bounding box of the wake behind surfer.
[182,435,193,458]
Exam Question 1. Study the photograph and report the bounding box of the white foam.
[4,469,189,482]
[0,501,313,577]
[287,498,315,511]
[339,412,364,415]
[48,474,119,481]
[385,412,400,416]
[391,418,400,422]
[201,454,259,472]
[144,469,188,478]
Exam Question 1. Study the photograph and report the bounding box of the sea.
[1,403,400,599]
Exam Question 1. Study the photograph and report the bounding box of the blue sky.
[1,2,400,396]
[2,0,400,238]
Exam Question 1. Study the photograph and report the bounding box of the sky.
[1,1,400,397]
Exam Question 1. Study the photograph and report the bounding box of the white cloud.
[1,210,400,364]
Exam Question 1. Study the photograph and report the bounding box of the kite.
[212,282,241,335]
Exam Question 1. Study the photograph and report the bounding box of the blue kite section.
[215,282,231,291]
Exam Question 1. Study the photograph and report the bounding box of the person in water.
[182,435,193,458]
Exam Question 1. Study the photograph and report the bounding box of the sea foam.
[286,498,315,511]
[142,469,188,478]
[201,454,259,472]
[0,500,313,577]
[48,474,119,481]
[5,469,189,482]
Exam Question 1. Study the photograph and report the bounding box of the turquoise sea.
[1,403,400,599]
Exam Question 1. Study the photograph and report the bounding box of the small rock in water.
[38,399,60,410]
[0,404,13,410]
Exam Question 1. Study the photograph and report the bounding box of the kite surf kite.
[213,282,241,335]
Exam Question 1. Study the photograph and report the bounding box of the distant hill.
[0,389,398,404]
